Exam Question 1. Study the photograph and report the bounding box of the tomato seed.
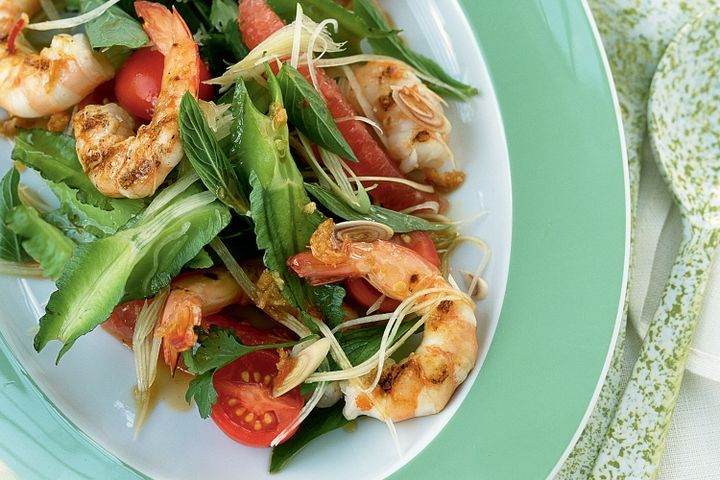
[241,371,250,382]
[263,375,272,385]
[253,372,261,382]
[235,407,245,416]
[227,398,238,407]
[263,413,273,424]
[254,421,262,431]
[244,413,255,423]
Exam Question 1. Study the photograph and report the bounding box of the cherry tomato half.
[102,299,145,346]
[115,47,213,121]
[346,231,441,313]
[211,349,303,447]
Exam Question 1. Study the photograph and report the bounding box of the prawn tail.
[287,252,361,285]
[134,1,193,55]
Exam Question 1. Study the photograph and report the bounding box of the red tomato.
[346,232,440,313]
[115,47,213,121]
[211,349,303,447]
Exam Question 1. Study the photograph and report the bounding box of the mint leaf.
[313,284,346,328]
[336,320,420,366]
[270,402,351,472]
[305,183,448,233]
[81,0,149,49]
[277,63,357,162]
[179,93,250,214]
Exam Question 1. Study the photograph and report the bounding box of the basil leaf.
[270,402,351,472]
[0,168,28,262]
[182,325,301,375]
[305,183,448,233]
[277,63,357,163]
[336,320,420,366]
[185,371,217,419]
[8,205,74,280]
[353,0,477,99]
[179,93,250,214]
[313,284,346,328]
[81,0,149,49]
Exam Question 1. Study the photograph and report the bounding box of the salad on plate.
[0,0,488,472]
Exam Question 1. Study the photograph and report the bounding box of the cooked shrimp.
[155,268,251,371]
[73,1,199,198]
[0,0,39,34]
[341,61,453,174]
[0,1,114,118]
[288,220,478,422]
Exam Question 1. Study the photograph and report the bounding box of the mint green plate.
[0,1,627,478]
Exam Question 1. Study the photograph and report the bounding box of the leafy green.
[0,169,28,262]
[47,181,139,238]
[277,64,357,162]
[34,177,231,361]
[81,0,149,49]
[182,325,303,418]
[185,371,216,419]
[270,402,351,473]
[313,284,346,328]
[185,248,214,269]
[336,320,419,366]
[231,71,324,313]
[353,0,477,99]
[8,206,74,280]
[179,93,250,214]
[305,183,448,233]
[183,326,301,375]
[209,0,237,31]
[44,211,98,244]
[11,130,145,213]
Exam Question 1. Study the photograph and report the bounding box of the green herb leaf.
[81,0,149,49]
[185,248,214,269]
[11,130,146,213]
[305,183,448,233]
[313,284,346,328]
[185,371,217,419]
[232,73,324,314]
[277,63,357,162]
[353,0,477,99]
[47,180,139,238]
[8,206,74,280]
[43,210,98,244]
[0,168,28,262]
[179,92,250,214]
[336,320,419,366]
[270,402,351,472]
[209,0,237,31]
[183,325,301,375]
[34,178,231,361]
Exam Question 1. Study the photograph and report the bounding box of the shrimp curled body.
[288,220,478,422]
[154,268,250,372]
[73,1,199,198]
[342,61,453,174]
[0,0,114,118]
